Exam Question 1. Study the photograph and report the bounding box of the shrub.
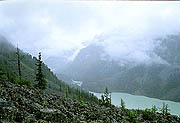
[77,101,87,108]
[160,103,170,115]
[0,69,8,81]
[120,98,126,110]
[141,108,157,121]
[18,78,31,86]
[126,110,138,123]
[151,105,158,113]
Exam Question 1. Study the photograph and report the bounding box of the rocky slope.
[0,80,180,123]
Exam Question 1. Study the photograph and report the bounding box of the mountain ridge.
[55,34,180,102]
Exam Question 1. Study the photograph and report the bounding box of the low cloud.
[0,1,180,63]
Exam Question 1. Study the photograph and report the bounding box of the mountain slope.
[1,80,180,122]
[0,35,59,84]
[57,35,180,102]
[0,35,98,103]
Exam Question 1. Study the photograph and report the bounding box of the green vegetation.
[0,38,174,118]
[117,98,170,122]
[124,104,159,121]
[160,103,170,115]
[120,98,126,110]
[16,46,23,81]
[1,37,180,122]
[18,78,31,86]
[101,87,112,107]
[0,39,98,103]
[151,105,158,113]
[125,110,138,123]
[78,89,81,100]
[35,52,47,90]
[1,79,179,122]
[77,100,87,108]
[141,108,157,121]
[0,69,7,80]
[65,86,69,98]
[125,103,171,121]
[140,103,170,121]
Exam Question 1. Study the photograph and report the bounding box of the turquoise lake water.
[92,92,180,116]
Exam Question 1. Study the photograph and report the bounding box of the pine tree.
[78,89,81,100]
[160,103,170,115]
[16,46,22,81]
[120,98,126,110]
[104,87,110,104]
[65,86,69,98]
[35,52,47,90]
[101,87,111,107]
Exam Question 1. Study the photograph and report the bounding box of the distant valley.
[47,35,180,102]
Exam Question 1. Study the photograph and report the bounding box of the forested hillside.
[0,35,98,103]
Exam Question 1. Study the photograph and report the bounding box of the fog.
[0,0,180,63]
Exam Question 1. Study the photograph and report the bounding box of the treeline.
[0,40,99,103]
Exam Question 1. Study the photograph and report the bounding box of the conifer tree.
[35,52,47,90]
[65,86,69,98]
[16,46,22,81]
[120,98,126,110]
[101,87,111,107]
[104,87,110,104]
[160,103,170,115]
[78,89,81,100]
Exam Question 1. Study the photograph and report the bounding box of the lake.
[92,92,180,116]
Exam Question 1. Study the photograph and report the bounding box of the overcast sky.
[0,0,180,63]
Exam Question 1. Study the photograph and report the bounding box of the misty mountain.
[45,55,69,72]
[0,35,59,83]
[56,35,180,102]
[61,44,120,81]
[0,35,98,102]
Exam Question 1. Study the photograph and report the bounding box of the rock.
[0,98,7,107]
[34,103,43,109]
[40,108,58,113]
[0,98,12,111]
[0,80,180,122]
[80,121,87,123]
